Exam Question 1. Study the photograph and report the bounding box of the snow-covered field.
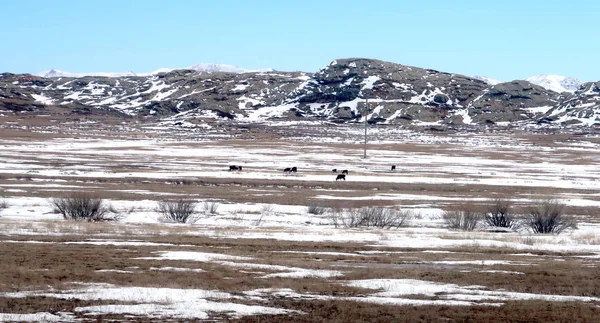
[1,125,600,322]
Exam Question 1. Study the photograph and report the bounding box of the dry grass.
[2,231,600,293]
[2,125,600,320]
[0,297,135,316]
[229,300,600,323]
[2,223,600,321]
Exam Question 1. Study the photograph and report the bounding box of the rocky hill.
[539,81,600,125]
[1,58,598,127]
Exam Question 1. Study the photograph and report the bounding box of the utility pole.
[363,96,368,159]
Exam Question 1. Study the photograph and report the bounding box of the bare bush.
[0,197,7,214]
[253,214,265,226]
[202,201,220,215]
[443,205,482,231]
[307,205,327,215]
[157,199,198,223]
[485,198,518,229]
[260,204,275,215]
[365,207,411,228]
[328,208,361,228]
[524,200,576,234]
[327,208,343,228]
[254,205,276,226]
[51,194,117,222]
[327,207,410,229]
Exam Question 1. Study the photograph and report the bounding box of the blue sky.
[2,0,598,81]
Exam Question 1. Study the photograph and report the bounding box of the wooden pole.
[364,97,368,159]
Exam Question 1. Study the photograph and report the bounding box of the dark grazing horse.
[341,169,349,175]
[229,165,242,171]
[336,174,346,181]
[391,165,396,171]
[284,167,292,174]
[332,169,337,173]
[291,167,297,173]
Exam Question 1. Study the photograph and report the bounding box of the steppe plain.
[1,113,600,322]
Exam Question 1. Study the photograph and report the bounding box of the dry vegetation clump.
[307,204,327,215]
[251,205,278,226]
[157,199,198,223]
[443,203,482,231]
[484,198,519,229]
[524,200,577,234]
[0,197,7,214]
[50,193,118,222]
[328,207,410,229]
[202,201,220,215]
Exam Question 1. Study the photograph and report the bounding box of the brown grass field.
[1,120,600,322]
[1,228,600,322]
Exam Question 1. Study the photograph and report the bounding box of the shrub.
[202,201,220,215]
[485,198,518,229]
[51,193,116,222]
[308,205,327,215]
[328,207,410,229]
[254,205,277,226]
[157,199,198,223]
[524,200,576,234]
[443,204,482,231]
[331,208,363,228]
[0,197,7,214]
[260,204,275,215]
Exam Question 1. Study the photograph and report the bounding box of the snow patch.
[31,93,55,105]
[526,75,584,93]
[138,251,252,262]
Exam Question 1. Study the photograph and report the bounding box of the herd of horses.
[228,165,397,181]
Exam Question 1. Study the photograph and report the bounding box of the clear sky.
[1,0,598,81]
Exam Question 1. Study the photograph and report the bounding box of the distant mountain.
[188,63,273,73]
[36,64,274,78]
[472,75,503,85]
[525,75,585,93]
[37,69,138,78]
[4,58,598,127]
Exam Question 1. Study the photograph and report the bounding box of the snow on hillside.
[525,75,584,93]
[471,75,503,85]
